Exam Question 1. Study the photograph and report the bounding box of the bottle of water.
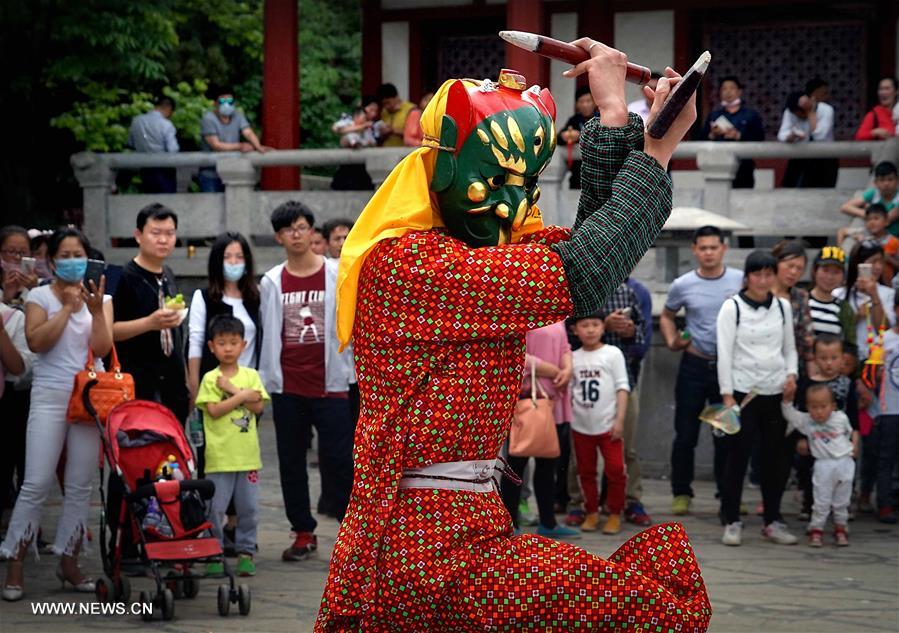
[189,409,204,448]
[142,498,162,532]
[170,462,184,481]
[142,497,174,538]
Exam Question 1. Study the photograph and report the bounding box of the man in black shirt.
[108,203,188,570]
[113,203,188,422]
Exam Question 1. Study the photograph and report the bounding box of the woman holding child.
[1,227,113,601]
[716,250,799,547]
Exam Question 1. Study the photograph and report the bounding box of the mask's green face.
[431,106,556,247]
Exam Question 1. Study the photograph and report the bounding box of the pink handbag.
[509,361,560,458]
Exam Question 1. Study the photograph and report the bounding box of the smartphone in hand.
[19,257,36,276]
[858,262,873,281]
[84,258,106,290]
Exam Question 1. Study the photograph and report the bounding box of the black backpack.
[732,295,785,327]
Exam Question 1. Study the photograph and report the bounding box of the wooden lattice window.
[704,21,867,140]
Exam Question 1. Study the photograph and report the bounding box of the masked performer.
[317,42,711,632]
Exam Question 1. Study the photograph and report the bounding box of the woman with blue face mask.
[187,233,261,475]
[2,227,113,601]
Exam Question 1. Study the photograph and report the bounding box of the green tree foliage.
[165,0,265,134]
[299,0,361,148]
[2,0,361,225]
[50,81,211,152]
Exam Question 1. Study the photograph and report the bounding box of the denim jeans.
[139,167,177,193]
[671,353,728,498]
[198,169,225,193]
[272,393,354,533]
[0,389,99,558]
[875,415,899,509]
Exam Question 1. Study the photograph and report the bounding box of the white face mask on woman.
[223,262,245,282]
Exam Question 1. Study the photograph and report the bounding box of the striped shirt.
[808,295,843,337]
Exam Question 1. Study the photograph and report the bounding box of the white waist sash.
[398,459,497,493]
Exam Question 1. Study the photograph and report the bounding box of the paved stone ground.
[1,420,897,632]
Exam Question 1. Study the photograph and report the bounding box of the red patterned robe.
[317,119,712,632]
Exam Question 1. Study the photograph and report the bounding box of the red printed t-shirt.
[281,265,326,397]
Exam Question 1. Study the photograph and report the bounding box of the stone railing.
[70,141,885,479]
[72,141,884,271]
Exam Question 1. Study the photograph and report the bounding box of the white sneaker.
[722,521,742,546]
[762,521,798,545]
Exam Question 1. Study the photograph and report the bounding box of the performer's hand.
[643,67,697,170]
[562,39,628,127]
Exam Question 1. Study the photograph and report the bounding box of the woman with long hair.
[834,240,895,362]
[835,240,896,515]
[188,231,262,451]
[1,227,113,601]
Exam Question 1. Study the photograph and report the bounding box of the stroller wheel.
[238,584,251,616]
[139,590,154,621]
[217,584,230,616]
[94,576,112,604]
[166,572,184,600]
[160,587,175,621]
[184,576,200,599]
[116,576,131,603]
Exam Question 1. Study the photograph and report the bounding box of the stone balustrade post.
[696,148,738,217]
[71,152,114,250]
[217,156,258,237]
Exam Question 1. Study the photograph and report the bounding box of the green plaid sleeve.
[552,118,672,316]
[572,113,646,231]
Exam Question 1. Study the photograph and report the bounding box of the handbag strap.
[83,344,122,373]
[528,359,550,402]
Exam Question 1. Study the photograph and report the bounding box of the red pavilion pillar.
[505,0,547,88]
[576,0,614,90]
[262,0,300,190]
[361,0,382,96]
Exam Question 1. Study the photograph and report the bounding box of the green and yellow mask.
[427,70,557,247]
[335,70,557,345]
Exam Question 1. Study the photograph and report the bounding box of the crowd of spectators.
[0,202,357,599]
[3,69,899,602]
[122,74,899,196]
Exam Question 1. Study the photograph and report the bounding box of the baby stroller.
[85,383,250,620]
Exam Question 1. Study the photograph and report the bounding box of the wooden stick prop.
[499,30,710,139]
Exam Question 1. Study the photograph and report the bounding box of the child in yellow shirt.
[195,316,269,577]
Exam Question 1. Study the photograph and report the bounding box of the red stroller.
[86,384,250,620]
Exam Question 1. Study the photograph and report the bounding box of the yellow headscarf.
[336,79,546,348]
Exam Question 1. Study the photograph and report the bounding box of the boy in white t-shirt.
[569,313,630,534]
